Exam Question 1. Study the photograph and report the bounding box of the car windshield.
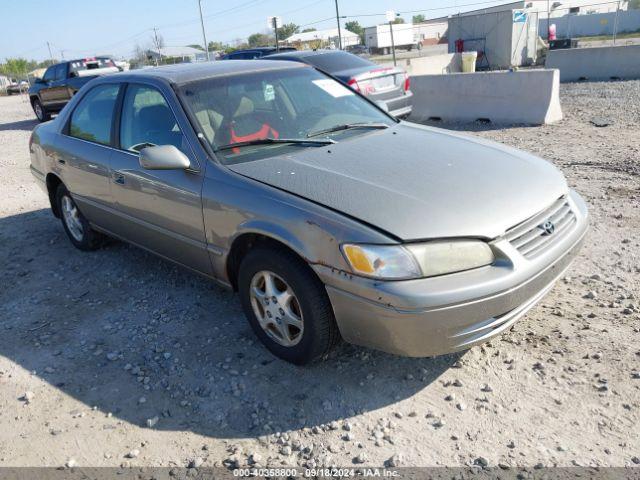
[177,66,394,164]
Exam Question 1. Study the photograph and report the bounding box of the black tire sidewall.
[33,98,50,122]
[238,247,335,364]
[55,185,98,251]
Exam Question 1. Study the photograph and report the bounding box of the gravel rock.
[19,391,35,404]
[126,449,140,459]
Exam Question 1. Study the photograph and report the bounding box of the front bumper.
[314,189,589,357]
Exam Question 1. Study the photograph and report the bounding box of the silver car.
[29,61,588,364]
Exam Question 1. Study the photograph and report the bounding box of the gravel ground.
[0,82,639,469]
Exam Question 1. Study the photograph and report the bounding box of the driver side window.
[120,84,185,154]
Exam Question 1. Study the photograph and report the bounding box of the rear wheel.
[55,184,103,251]
[238,246,340,364]
[32,98,51,122]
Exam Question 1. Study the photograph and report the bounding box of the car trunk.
[335,65,408,102]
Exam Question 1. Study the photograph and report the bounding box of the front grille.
[505,196,576,259]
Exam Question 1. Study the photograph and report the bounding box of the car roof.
[106,59,306,85]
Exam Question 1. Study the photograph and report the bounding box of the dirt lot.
[0,83,639,469]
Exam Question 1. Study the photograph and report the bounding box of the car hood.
[227,123,568,241]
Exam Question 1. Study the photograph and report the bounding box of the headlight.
[341,244,421,279]
[342,240,494,280]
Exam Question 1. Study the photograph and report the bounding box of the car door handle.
[113,173,125,185]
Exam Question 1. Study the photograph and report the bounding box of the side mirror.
[375,100,389,113]
[139,145,191,170]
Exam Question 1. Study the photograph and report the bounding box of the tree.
[345,20,365,43]
[0,58,29,78]
[207,41,228,52]
[302,28,317,33]
[279,23,300,40]
[248,32,273,47]
[412,14,426,23]
[392,17,405,24]
[629,0,640,8]
[187,44,204,51]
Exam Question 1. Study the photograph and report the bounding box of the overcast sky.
[1,0,509,61]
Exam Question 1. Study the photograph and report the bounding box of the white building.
[146,46,208,63]
[454,0,628,18]
[285,28,360,49]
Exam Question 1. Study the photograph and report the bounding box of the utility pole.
[272,17,280,52]
[546,0,550,40]
[389,21,397,66]
[46,42,54,62]
[385,11,397,66]
[152,27,161,66]
[198,0,210,61]
[334,0,342,50]
[613,0,621,44]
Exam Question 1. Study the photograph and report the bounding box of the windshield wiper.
[307,122,389,138]
[215,137,335,152]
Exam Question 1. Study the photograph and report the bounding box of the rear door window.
[68,84,120,145]
[54,64,66,81]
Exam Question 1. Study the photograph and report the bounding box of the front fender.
[202,166,396,284]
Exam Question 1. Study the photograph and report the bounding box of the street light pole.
[334,0,342,49]
[198,0,210,60]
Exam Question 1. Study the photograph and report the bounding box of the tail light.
[403,73,411,92]
[347,78,361,93]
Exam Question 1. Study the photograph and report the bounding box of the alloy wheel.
[61,195,84,242]
[249,270,304,347]
[34,101,44,121]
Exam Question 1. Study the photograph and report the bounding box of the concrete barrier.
[378,53,462,75]
[409,69,563,125]
[546,45,640,82]
[402,53,462,75]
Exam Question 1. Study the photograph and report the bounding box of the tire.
[32,97,51,122]
[55,184,103,251]
[238,246,340,364]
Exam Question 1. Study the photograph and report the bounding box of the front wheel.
[56,184,103,251]
[32,98,51,122]
[238,246,340,364]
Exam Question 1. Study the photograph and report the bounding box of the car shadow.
[0,118,39,132]
[0,208,462,439]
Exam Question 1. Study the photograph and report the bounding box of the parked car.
[6,79,28,95]
[28,57,119,122]
[221,46,297,60]
[29,61,588,364]
[346,44,370,56]
[265,50,413,118]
